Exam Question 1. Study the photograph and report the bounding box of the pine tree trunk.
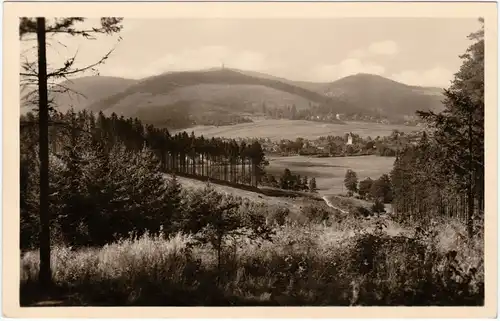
[206,154,209,177]
[232,160,236,183]
[207,155,211,178]
[37,17,52,287]
[467,111,474,238]
[201,154,203,176]
[224,158,228,181]
[234,158,238,183]
[467,187,474,237]
[241,158,245,184]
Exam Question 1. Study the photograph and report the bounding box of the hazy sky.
[23,18,481,87]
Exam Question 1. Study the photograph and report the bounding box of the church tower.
[347,133,353,145]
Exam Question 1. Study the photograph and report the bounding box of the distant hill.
[20,69,445,127]
[21,76,137,114]
[85,69,358,128]
[317,73,445,118]
[229,70,445,120]
[87,68,354,113]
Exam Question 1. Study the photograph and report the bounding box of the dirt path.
[321,195,348,214]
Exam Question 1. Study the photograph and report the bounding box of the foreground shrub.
[20,221,483,306]
[300,203,331,225]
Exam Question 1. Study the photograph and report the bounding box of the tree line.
[343,169,393,203]
[389,20,484,236]
[20,109,274,249]
[133,100,254,130]
[260,169,317,193]
[22,110,268,188]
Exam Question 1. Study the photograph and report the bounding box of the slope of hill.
[219,69,445,120]
[319,73,445,118]
[21,69,445,128]
[87,68,356,113]
[102,83,316,116]
[21,76,137,114]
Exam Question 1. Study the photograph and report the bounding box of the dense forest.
[131,100,254,130]
[21,110,268,187]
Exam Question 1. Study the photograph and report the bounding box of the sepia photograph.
[3,1,497,318]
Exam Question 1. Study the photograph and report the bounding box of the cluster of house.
[256,132,355,154]
[231,129,424,156]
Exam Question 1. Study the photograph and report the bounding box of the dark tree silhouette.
[358,177,373,199]
[344,169,358,195]
[19,17,123,286]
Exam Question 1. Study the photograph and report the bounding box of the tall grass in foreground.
[21,219,483,306]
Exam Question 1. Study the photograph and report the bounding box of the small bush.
[371,199,386,214]
[351,206,372,218]
[301,204,331,225]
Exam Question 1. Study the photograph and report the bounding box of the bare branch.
[47,47,115,79]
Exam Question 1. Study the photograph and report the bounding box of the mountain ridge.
[20,68,445,127]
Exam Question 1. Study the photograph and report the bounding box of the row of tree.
[22,109,269,188]
[260,169,317,192]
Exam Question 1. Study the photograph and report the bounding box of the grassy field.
[266,155,396,195]
[180,119,420,140]
[21,218,483,306]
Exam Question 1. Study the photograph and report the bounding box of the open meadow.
[180,119,420,140]
[266,155,396,195]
